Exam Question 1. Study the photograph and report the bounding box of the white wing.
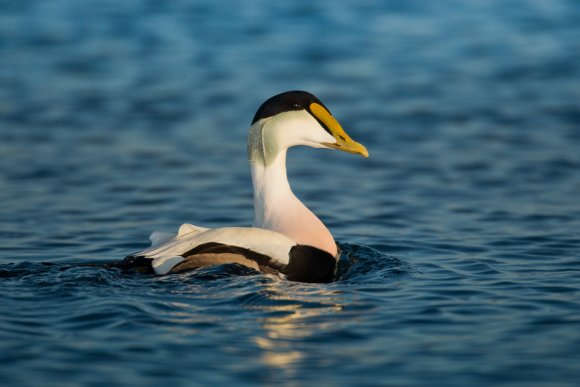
[135,226,297,275]
[148,223,209,247]
[149,231,176,247]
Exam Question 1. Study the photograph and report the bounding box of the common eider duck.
[120,91,368,283]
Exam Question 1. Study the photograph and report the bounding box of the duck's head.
[248,90,369,165]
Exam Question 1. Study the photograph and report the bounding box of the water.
[1,0,580,385]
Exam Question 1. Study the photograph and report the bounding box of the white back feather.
[138,227,297,271]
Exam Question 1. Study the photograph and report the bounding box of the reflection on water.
[252,282,344,374]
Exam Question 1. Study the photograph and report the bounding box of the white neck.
[250,150,337,257]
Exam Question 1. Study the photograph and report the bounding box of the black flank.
[113,255,155,274]
[282,245,337,283]
[182,242,284,270]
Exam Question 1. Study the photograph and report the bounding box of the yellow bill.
[310,102,369,157]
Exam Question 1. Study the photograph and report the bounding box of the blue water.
[1,1,580,386]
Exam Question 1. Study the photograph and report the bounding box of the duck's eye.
[291,103,302,110]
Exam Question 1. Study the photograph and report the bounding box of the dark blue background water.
[1,1,580,386]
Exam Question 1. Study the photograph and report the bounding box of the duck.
[118,90,368,283]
